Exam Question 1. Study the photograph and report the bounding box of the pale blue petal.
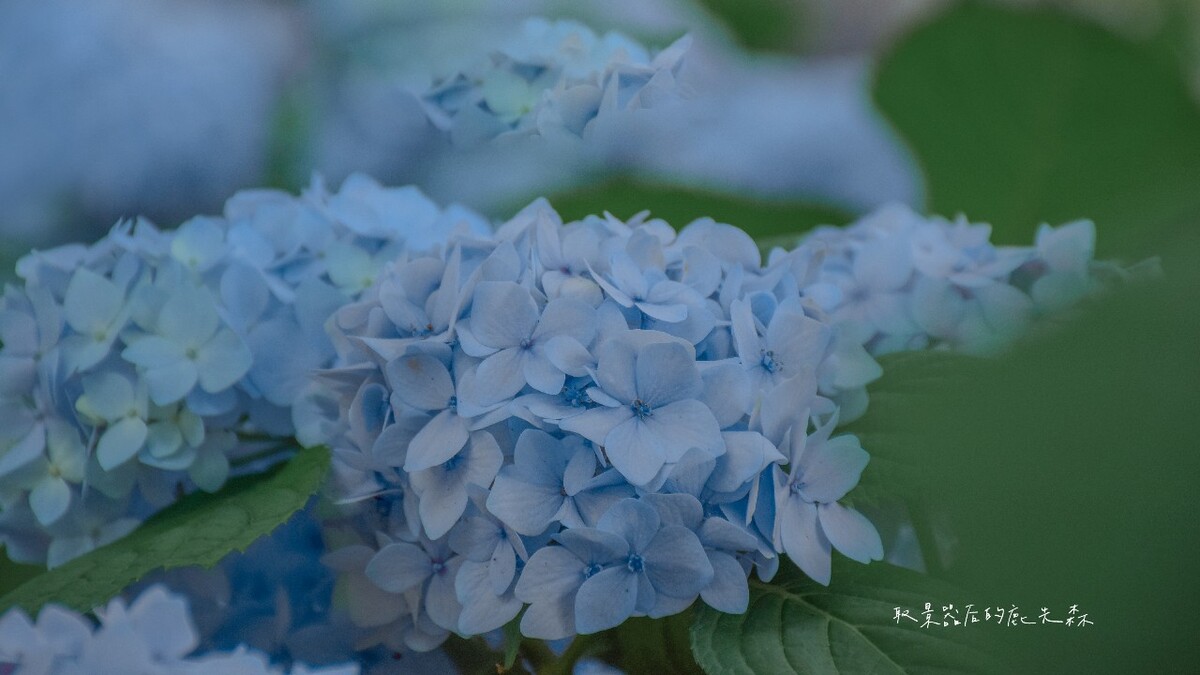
[121,336,184,369]
[597,498,660,552]
[30,475,71,526]
[0,356,36,397]
[520,593,576,640]
[710,431,783,493]
[489,541,517,596]
[469,282,539,348]
[425,560,464,631]
[524,351,566,396]
[780,498,831,585]
[698,517,760,553]
[558,406,631,447]
[634,342,700,406]
[514,429,574,486]
[541,336,594,377]
[575,567,638,634]
[644,399,723,463]
[640,493,703,530]
[591,339,638,403]
[561,447,597,496]
[556,528,628,565]
[700,551,750,614]
[514,546,586,603]
[404,409,470,472]
[635,300,688,323]
[63,268,122,332]
[487,471,563,536]
[817,502,884,564]
[456,560,521,635]
[699,362,752,428]
[413,467,470,540]
[475,347,528,403]
[158,285,218,344]
[463,430,504,489]
[365,542,431,594]
[97,417,148,470]
[196,329,252,392]
[798,435,869,504]
[144,361,199,406]
[386,354,455,412]
[449,517,502,562]
[79,372,137,420]
[533,298,596,346]
[643,526,713,597]
[603,417,666,487]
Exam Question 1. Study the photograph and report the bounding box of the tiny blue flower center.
[631,399,652,419]
[447,395,458,413]
[519,337,534,349]
[626,554,645,574]
[583,562,603,579]
[789,479,806,495]
[760,350,782,373]
[431,560,446,575]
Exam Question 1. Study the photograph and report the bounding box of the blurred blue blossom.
[0,584,357,674]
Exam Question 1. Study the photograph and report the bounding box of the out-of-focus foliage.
[694,0,799,51]
[540,178,851,240]
[875,2,1200,260]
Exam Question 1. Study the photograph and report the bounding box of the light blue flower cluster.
[419,18,690,144]
[0,174,488,567]
[0,584,357,675]
[801,205,1109,360]
[320,199,889,649]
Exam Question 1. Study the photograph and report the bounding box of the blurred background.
[2,0,1196,274]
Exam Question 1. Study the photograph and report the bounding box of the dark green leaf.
[538,177,851,244]
[0,445,330,615]
[691,560,1007,674]
[875,3,1200,259]
[695,0,800,52]
[831,230,1200,671]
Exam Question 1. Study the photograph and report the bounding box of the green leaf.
[875,3,1200,259]
[0,445,330,615]
[691,560,1007,674]
[694,0,799,52]
[830,234,1200,672]
[611,611,704,675]
[0,551,40,598]
[536,177,851,244]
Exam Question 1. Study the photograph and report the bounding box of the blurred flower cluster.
[418,18,689,144]
[0,585,356,675]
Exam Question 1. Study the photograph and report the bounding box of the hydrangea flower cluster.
[419,18,689,145]
[801,205,1108,360]
[0,585,356,675]
[319,198,892,650]
[0,174,487,566]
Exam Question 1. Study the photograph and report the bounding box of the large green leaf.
[538,177,851,244]
[829,229,1200,671]
[691,560,1006,674]
[0,445,330,615]
[875,3,1200,260]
